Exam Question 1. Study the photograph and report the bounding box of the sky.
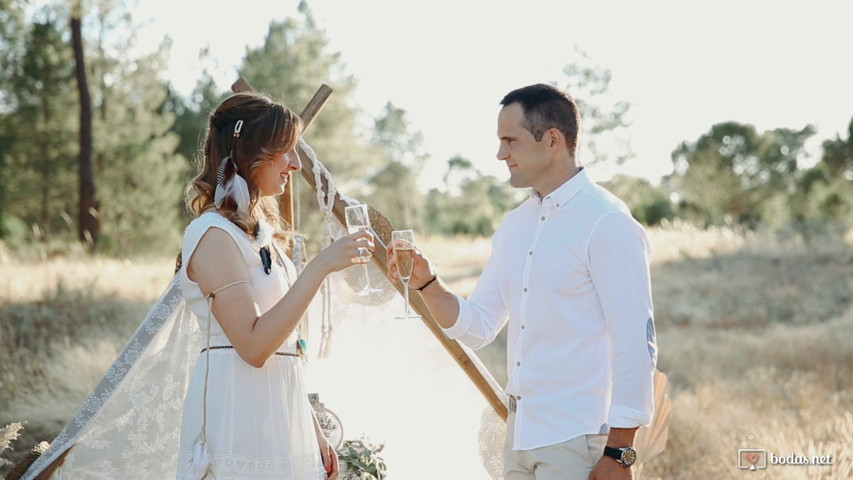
[135,0,853,190]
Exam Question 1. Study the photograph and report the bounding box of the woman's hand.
[317,432,340,479]
[315,230,375,274]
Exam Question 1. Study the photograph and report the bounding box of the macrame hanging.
[300,138,337,359]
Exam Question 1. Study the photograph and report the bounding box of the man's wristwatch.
[603,445,637,467]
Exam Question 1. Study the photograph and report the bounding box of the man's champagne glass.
[344,204,381,296]
[391,229,421,319]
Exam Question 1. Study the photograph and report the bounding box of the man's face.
[496,103,552,192]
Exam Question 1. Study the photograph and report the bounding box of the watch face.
[621,447,638,467]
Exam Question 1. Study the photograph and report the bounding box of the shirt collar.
[528,167,590,208]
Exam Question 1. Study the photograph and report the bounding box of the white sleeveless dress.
[176,212,325,480]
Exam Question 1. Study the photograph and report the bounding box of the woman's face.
[254,148,301,197]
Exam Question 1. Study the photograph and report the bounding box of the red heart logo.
[745,453,758,465]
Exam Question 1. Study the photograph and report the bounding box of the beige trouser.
[504,412,608,480]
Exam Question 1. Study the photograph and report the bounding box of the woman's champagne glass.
[391,229,421,319]
[344,204,381,296]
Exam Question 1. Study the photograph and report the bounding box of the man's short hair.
[500,83,580,156]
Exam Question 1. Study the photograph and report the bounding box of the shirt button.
[528,251,533,255]
[523,288,528,293]
[521,325,525,330]
[540,216,545,221]
[555,203,560,207]
[516,361,521,366]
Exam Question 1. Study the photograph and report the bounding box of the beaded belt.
[200,345,300,357]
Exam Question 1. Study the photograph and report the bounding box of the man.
[389,83,656,480]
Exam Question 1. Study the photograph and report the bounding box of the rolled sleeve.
[588,212,656,428]
[608,405,654,429]
[441,238,508,351]
[442,294,474,340]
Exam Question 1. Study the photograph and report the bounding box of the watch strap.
[602,445,636,467]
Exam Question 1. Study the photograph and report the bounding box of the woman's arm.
[189,227,373,367]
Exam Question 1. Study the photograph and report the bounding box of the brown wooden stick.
[230,77,253,93]
[241,82,506,416]
[294,126,509,420]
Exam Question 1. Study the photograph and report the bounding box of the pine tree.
[236,1,378,246]
[0,5,78,246]
[84,0,187,253]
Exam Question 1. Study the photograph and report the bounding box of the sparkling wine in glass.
[392,229,421,319]
[344,204,381,296]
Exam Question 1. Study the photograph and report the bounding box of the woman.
[176,92,371,480]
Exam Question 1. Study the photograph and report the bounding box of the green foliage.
[337,438,387,480]
[234,2,377,248]
[669,121,817,228]
[561,47,633,166]
[0,1,186,254]
[821,117,853,179]
[238,2,368,183]
[600,174,675,226]
[424,157,522,236]
[84,1,186,253]
[0,8,78,245]
[166,59,227,169]
[0,213,28,250]
[363,102,426,230]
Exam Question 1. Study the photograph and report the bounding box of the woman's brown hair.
[186,92,303,247]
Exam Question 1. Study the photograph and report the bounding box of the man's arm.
[588,212,656,479]
[413,274,460,329]
[589,212,656,427]
[387,240,507,349]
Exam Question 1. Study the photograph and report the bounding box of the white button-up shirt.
[444,168,657,451]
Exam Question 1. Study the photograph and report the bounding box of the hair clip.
[233,120,244,138]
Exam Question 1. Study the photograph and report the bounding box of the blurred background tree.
[0,0,184,255]
[0,5,78,250]
[668,122,816,228]
[0,0,851,258]
[561,46,633,166]
[362,101,427,231]
[600,174,675,226]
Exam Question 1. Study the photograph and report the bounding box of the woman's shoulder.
[187,211,254,234]
[182,212,249,258]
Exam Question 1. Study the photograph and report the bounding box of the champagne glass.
[391,229,421,319]
[344,204,381,296]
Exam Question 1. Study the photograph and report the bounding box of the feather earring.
[213,120,250,216]
[213,157,251,216]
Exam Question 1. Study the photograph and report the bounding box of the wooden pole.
[232,78,508,420]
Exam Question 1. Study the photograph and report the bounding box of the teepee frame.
[231,78,509,421]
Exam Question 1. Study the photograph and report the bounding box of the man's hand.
[589,456,633,480]
[386,241,434,289]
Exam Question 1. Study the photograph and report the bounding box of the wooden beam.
[293,125,509,421]
[232,78,508,419]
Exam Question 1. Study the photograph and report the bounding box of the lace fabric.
[21,142,506,480]
[22,277,200,480]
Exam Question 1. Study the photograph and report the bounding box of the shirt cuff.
[608,404,653,429]
[442,294,473,339]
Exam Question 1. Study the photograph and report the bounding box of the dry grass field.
[2,222,853,478]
